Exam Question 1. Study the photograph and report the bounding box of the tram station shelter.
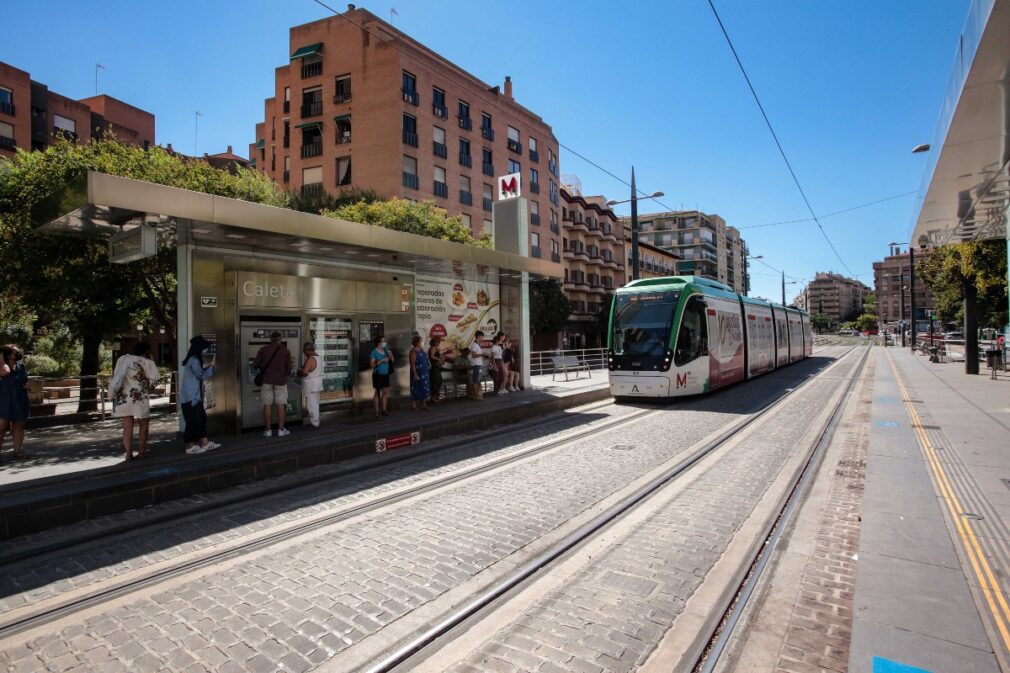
[910,0,1009,369]
[38,171,562,433]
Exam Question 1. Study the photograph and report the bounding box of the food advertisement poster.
[415,273,500,353]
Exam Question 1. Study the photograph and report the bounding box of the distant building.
[872,247,935,328]
[249,4,560,255]
[804,272,871,323]
[619,209,750,294]
[203,145,250,174]
[0,60,154,156]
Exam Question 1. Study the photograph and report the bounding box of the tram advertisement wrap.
[415,274,500,352]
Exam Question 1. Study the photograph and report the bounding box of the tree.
[810,313,831,334]
[854,313,878,333]
[325,198,492,248]
[917,240,1008,329]
[290,186,380,215]
[862,292,877,316]
[0,138,289,409]
[530,279,572,339]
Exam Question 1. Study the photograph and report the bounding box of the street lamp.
[912,143,931,153]
[889,241,917,353]
[606,169,664,281]
[887,272,908,347]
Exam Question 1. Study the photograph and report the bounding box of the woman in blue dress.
[0,344,30,462]
[408,335,431,411]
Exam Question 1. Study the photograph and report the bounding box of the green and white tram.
[607,276,812,398]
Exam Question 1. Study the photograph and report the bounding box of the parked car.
[943,332,964,340]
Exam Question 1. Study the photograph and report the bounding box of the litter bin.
[986,349,1003,368]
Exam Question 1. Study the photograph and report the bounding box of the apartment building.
[0,61,154,157]
[804,272,871,323]
[249,4,561,254]
[872,248,935,327]
[620,210,750,294]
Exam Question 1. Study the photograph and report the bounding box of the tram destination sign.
[109,222,157,264]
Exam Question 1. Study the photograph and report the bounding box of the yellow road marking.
[887,353,1010,653]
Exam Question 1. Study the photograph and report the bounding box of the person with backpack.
[252,332,292,437]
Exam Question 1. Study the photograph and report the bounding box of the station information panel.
[309,316,354,403]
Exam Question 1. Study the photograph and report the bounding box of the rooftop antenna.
[194,111,202,156]
[390,7,398,24]
[95,63,105,96]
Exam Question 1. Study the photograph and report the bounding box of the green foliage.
[325,198,492,248]
[917,240,1008,329]
[862,292,877,316]
[290,187,380,215]
[810,313,832,333]
[530,279,573,336]
[854,313,878,333]
[23,354,61,378]
[0,295,36,345]
[32,324,82,376]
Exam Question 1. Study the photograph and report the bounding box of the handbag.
[254,344,283,387]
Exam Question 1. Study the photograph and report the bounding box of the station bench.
[551,355,591,382]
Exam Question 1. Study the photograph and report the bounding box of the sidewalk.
[850,347,1010,673]
[0,373,608,538]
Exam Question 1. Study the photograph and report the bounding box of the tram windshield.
[611,291,680,357]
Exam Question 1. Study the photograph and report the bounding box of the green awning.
[295,121,323,130]
[290,43,324,60]
[255,138,265,149]
[333,114,351,122]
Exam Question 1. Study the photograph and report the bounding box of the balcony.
[507,139,522,154]
[53,128,78,142]
[481,126,494,141]
[301,183,324,198]
[550,222,560,235]
[0,136,14,151]
[531,246,541,258]
[402,130,418,147]
[530,213,540,226]
[529,182,540,194]
[402,89,419,106]
[403,172,419,190]
[433,141,447,158]
[0,101,14,116]
[282,101,290,114]
[458,116,472,131]
[459,153,472,167]
[482,162,494,177]
[459,190,473,206]
[301,141,322,158]
[301,61,322,79]
[282,170,290,183]
[551,252,561,263]
[334,92,352,104]
[432,104,448,118]
[529,149,539,163]
[301,101,322,118]
[336,131,351,145]
[433,181,449,199]
[563,248,576,261]
[482,197,492,212]
[548,159,558,176]
[283,136,290,149]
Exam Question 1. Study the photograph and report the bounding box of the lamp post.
[606,172,664,281]
[889,242,916,353]
[781,272,800,306]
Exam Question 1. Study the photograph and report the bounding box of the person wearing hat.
[179,335,221,455]
[297,341,323,428]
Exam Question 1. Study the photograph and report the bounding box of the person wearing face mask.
[370,335,393,418]
[0,344,30,462]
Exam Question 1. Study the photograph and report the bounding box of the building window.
[336,156,352,186]
[0,121,13,150]
[434,165,448,198]
[458,100,472,130]
[301,86,322,117]
[551,238,559,262]
[507,158,521,174]
[335,115,351,144]
[462,213,472,230]
[433,125,447,158]
[507,126,521,153]
[402,155,419,189]
[483,219,492,236]
[402,71,418,105]
[529,168,540,193]
[283,120,290,148]
[0,87,13,116]
[482,183,493,211]
[283,86,290,113]
[548,148,558,176]
[482,147,493,176]
[52,114,77,141]
[432,87,447,117]
[459,175,472,205]
[302,165,323,187]
[531,232,541,258]
[480,112,494,140]
[300,124,322,157]
[459,138,472,166]
[402,113,418,147]
[301,54,322,79]
[528,136,538,162]
[530,200,540,226]
[283,155,290,183]
[334,74,351,103]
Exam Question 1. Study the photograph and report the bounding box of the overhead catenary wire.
[740,190,918,229]
[706,0,854,276]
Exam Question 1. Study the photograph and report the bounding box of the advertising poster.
[415,273,500,353]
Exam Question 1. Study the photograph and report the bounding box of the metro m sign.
[497,172,522,200]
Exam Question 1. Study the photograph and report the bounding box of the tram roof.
[618,276,807,315]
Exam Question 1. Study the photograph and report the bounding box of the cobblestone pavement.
[441,351,864,673]
[0,349,848,673]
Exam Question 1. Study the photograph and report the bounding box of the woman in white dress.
[108,342,161,461]
[298,341,324,428]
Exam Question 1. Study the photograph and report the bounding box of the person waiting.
[253,331,292,437]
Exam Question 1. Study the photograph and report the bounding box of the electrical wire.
[739,190,918,229]
[706,0,854,276]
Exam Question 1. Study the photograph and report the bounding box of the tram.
[607,276,812,398]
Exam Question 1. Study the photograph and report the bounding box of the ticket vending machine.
[240,320,302,430]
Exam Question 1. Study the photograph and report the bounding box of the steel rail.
[361,345,862,673]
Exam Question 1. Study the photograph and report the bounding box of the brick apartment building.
[559,185,625,346]
[803,272,871,324]
[0,61,154,157]
[620,209,750,294]
[624,237,679,284]
[872,248,935,328]
[249,5,562,254]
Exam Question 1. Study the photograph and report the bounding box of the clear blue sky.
[5,1,969,301]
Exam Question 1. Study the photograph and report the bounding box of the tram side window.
[675,297,708,366]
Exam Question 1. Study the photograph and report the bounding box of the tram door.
[239,320,302,430]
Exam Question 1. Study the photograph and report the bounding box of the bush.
[325,198,492,248]
[32,323,81,376]
[23,354,61,377]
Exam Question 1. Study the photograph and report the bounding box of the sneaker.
[186,445,208,455]
[263,429,273,438]
[502,389,510,394]
[277,428,291,437]
[204,441,221,451]
[497,391,506,396]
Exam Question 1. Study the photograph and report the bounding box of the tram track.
[0,345,854,655]
[351,344,867,673]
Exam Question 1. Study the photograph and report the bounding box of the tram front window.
[612,291,679,358]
